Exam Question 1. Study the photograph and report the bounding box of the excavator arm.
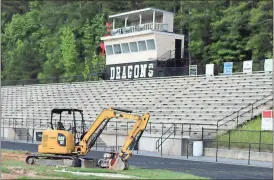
[74,107,150,158]
[116,113,149,161]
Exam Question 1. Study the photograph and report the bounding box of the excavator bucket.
[108,156,128,170]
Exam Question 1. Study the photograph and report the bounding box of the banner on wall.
[264,59,273,72]
[223,62,233,75]
[189,65,197,76]
[106,61,156,80]
[243,60,252,73]
[206,64,214,76]
[261,110,273,131]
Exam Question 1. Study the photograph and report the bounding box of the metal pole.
[248,143,251,165]
[202,127,204,140]
[236,111,239,126]
[1,119,3,140]
[32,118,34,143]
[27,128,29,143]
[251,104,253,120]
[162,123,164,136]
[228,130,231,150]
[160,137,163,156]
[174,123,176,137]
[216,141,218,162]
[259,131,262,152]
[116,120,118,151]
[187,139,189,159]
[189,124,191,136]
[116,134,118,151]
[13,119,15,141]
[150,122,151,134]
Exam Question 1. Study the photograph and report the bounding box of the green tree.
[60,26,79,78]
[2,1,46,80]
[246,1,273,60]
[209,2,253,65]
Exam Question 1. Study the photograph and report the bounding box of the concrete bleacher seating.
[1,72,273,141]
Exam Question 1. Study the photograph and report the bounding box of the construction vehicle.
[25,107,150,170]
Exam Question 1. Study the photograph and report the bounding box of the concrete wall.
[2,128,16,140]
[204,148,273,162]
[100,133,159,152]
[100,133,184,156]
[160,138,182,156]
[154,33,184,58]
[100,133,128,147]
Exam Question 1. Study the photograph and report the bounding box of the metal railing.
[217,93,273,129]
[202,127,273,152]
[111,22,168,36]
[155,124,175,155]
[1,117,211,138]
[156,48,184,62]
[202,139,272,165]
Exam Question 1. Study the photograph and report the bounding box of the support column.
[125,17,128,27]
[139,14,142,25]
[113,19,115,29]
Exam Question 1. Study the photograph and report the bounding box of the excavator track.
[25,154,81,167]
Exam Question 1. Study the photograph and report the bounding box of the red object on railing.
[105,22,112,35]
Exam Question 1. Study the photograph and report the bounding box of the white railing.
[111,22,168,36]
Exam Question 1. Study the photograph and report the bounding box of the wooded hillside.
[1,0,273,81]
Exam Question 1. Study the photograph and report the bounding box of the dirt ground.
[1,151,29,162]
[1,167,56,179]
[1,151,59,179]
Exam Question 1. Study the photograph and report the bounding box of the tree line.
[1,0,273,81]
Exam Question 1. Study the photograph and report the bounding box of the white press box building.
[100,8,185,80]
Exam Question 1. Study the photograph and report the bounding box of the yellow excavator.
[25,107,150,170]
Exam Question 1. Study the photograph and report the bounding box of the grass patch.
[1,166,10,173]
[65,166,209,179]
[16,177,48,180]
[216,117,273,151]
[2,156,208,179]
[2,160,104,179]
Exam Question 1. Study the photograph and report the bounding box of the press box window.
[106,45,114,55]
[146,39,156,50]
[113,44,122,54]
[129,42,138,52]
[121,43,130,53]
[138,41,147,51]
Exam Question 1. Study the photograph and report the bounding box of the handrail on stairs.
[217,93,273,129]
[155,123,176,155]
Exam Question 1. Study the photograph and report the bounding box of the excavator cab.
[49,108,86,142]
[37,108,86,155]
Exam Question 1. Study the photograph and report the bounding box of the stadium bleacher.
[1,72,273,142]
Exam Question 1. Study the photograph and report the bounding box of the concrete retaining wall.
[2,128,16,139]
[204,148,273,162]
[100,133,189,156]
